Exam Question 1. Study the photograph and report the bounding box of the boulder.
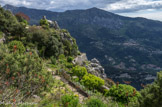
[72,53,88,65]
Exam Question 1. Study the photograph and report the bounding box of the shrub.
[40,19,49,29]
[66,63,73,69]
[139,71,162,107]
[0,44,53,95]
[59,54,66,60]
[61,94,79,107]
[8,40,25,53]
[0,7,19,35]
[86,98,106,107]
[106,84,141,105]
[81,74,104,90]
[71,66,87,80]
[67,56,73,63]
[51,56,56,65]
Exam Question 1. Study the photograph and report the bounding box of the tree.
[139,71,162,107]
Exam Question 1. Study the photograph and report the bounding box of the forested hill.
[3,4,162,89]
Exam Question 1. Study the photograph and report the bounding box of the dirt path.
[47,68,86,102]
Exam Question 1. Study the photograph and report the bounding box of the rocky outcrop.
[60,32,74,44]
[72,53,88,65]
[43,16,60,29]
[72,55,107,79]
[48,20,60,29]
[85,58,107,79]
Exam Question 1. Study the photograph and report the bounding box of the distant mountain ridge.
[3,4,162,89]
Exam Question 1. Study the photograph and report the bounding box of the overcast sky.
[1,0,162,21]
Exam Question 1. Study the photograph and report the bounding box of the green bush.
[139,71,162,107]
[61,94,79,107]
[0,7,19,35]
[86,98,106,107]
[66,63,73,69]
[71,66,87,80]
[59,54,66,60]
[67,56,73,63]
[8,40,25,53]
[0,44,53,94]
[50,56,56,64]
[40,19,49,29]
[81,74,104,90]
[106,84,141,105]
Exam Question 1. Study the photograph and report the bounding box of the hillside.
[0,5,162,107]
[3,4,162,89]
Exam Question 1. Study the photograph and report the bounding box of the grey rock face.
[86,58,107,79]
[42,16,60,29]
[60,32,74,44]
[72,53,88,65]
[48,20,60,29]
[91,58,100,64]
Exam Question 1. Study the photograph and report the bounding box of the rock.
[72,53,88,65]
[53,21,60,29]
[90,63,98,67]
[42,16,60,29]
[60,32,74,44]
[85,58,107,79]
[91,58,100,64]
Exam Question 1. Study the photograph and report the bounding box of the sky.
[0,0,162,21]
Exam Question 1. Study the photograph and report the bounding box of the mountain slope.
[4,4,162,89]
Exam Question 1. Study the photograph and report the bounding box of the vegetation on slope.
[0,5,162,107]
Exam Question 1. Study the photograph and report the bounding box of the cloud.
[103,0,162,13]
[1,0,162,13]
[0,0,121,11]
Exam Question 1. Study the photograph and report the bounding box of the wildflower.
[35,74,37,77]
[27,92,30,95]
[16,89,19,93]
[12,98,16,102]
[0,90,2,94]
[74,94,79,97]
[5,81,9,86]
[13,45,17,52]
[39,75,41,79]
[29,52,32,55]
[12,77,15,80]
[13,45,17,49]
